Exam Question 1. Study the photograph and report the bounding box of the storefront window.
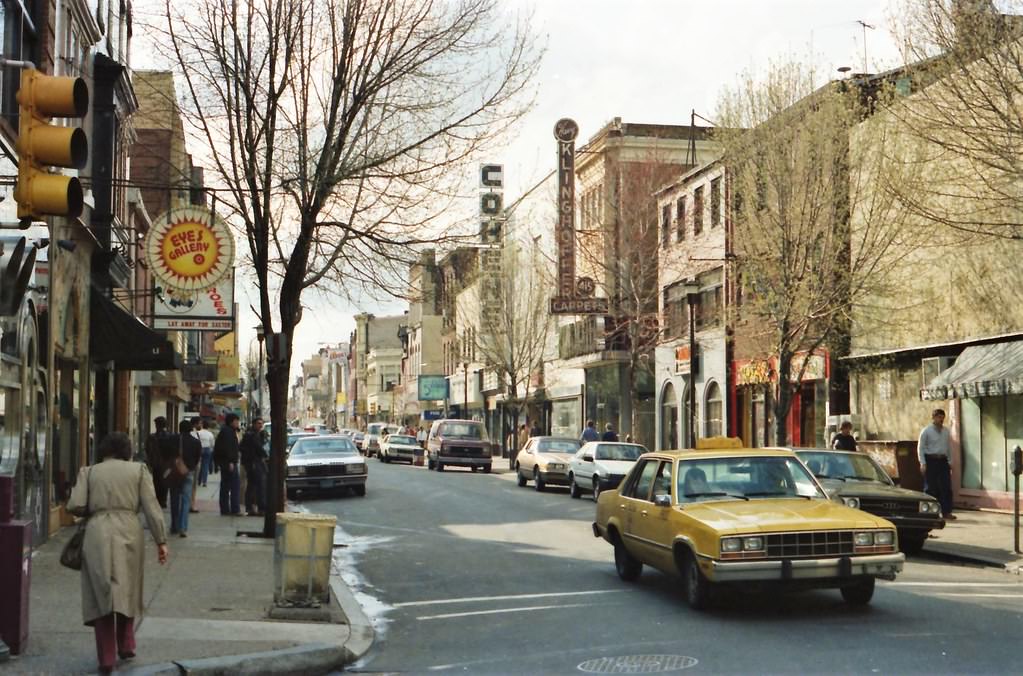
[586,365,622,435]
[661,382,678,450]
[552,399,580,438]
[705,381,722,438]
[960,394,1023,492]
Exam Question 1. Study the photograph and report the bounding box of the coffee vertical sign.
[554,118,578,299]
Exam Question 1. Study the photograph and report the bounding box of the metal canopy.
[921,341,1023,400]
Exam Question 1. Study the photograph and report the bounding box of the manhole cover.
[577,655,698,674]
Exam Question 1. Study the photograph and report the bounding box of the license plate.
[320,479,334,489]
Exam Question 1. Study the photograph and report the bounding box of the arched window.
[705,381,723,438]
[660,382,679,450]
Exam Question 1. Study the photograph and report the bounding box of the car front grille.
[445,445,487,457]
[765,530,855,559]
[858,498,918,515]
[303,464,347,477]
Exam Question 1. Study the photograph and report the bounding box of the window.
[705,382,723,438]
[693,186,704,235]
[661,203,671,248]
[1,0,39,129]
[675,197,686,241]
[663,283,686,338]
[627,459,659,501]
[696,285,723,329]
[710,177,721,228]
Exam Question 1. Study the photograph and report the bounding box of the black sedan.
[795,448,944,554]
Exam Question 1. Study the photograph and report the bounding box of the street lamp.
[683,280,701,448]
[461,361,470,418]
[255,324,265,422]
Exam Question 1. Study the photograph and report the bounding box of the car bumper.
[708,552,905,583]
[539,469,570,485]
[437,455,492,467]
[287,475,367,489]
[883,515,945,532]
[388,450,416,461]
[597,475,625,491]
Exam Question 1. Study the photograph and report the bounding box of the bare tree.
[466,239,554,464]
[714,61,919,445]
[156,0,540,534]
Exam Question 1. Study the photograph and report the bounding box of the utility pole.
[857,20,874,74]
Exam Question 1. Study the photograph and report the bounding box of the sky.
[135,0,905,374]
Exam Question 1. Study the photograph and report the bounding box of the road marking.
[933,593,1023,598]
[394,589,628,607]
[417,602,594,621]
[883,582,1022,587]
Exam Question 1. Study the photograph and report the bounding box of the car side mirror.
[654,494,671,507]
[582,454,594,463]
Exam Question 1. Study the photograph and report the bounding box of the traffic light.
[0,237,36,316]
[14,69,89,221]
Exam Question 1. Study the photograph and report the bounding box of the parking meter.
[1015,446,1023,553]
[1013,445,1023,477]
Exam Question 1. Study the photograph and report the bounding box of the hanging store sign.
[145,206,235,292]
[153,273,235,331]
[675,345,692,374]
[735,359,772,386]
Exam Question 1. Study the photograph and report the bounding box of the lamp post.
[461,361,470,418]
[255,324,265,421]
[683,280,701,448]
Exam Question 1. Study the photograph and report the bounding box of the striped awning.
[921,341,1023,400]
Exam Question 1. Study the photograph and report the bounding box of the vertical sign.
[554,118,578,298]
[480,163,505,341]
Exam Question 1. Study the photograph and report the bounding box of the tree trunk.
[262,332,293,537]
[773,349,793,447]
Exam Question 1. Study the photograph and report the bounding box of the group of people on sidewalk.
[211,414,270,517]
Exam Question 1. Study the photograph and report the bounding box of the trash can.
[414,447,425,466]
[273,512,336,607]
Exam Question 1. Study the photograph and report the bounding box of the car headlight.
[854,531,874,547]
[874,531,895,546]
[920,500,940,514]
[349,463,366,474]
[842,496,860,509]
[743,536,764,551]
[288,466,306,476]
[721,537,742,553]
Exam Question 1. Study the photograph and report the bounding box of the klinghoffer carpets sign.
[145,206,235,292]
[418,374,449,401]
[153,273,235,331]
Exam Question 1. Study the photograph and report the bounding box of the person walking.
[143,417,173,509]
[214,414,242,516]
[517,423,529,450]
[580,420,599,442]
[170,420,202,537]
[197,420,216,487]
[530,420,542,438]
[832,421,858,451]
[601,423,619,442]
[241,417,268,516]
[67,433,168,674]
[417,425,427,448]
[188,417,203,513]
[919,408,955,520]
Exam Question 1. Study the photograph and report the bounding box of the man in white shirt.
[196,420,217,487]
[918,408,955,519]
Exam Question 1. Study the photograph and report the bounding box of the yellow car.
[592,444,905,609]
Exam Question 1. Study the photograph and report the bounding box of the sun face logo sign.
[145,207,234,292]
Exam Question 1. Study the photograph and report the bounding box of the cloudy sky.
[137,0,905,373]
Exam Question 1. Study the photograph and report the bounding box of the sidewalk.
[922,508,1023,570]
[7,473,372,675]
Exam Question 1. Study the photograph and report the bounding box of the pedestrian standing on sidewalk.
[197,420,216,487]
[919,408,956,520]
[580,419,599,442]
[67,432,168,675]
[144,417,172,509]
[832,421,858,451]
[188,417,203,513]
[417,425,427,448]
[241,417,268,516]
[601,423,619,442]
[170,420,202,537]
[214,414,242,516]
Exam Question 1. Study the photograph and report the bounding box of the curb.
[918,543,1023,570]
[121,573,373,676]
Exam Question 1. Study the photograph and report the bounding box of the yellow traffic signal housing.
[15,68,89,221]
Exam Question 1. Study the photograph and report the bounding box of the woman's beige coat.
[67,458,167,625]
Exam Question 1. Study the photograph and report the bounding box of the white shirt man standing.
[918,408,955,519]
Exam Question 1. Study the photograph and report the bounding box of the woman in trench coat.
[67,432,168,674]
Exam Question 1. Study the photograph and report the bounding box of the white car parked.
[568,441,645,500]
[379,434,421,464]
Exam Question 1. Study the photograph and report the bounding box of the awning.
[921,341,1023,400]
[90,289,182,371]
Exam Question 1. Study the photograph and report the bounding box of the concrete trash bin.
[273,512,337,607]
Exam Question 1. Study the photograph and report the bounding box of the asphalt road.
[302,459,1023,675]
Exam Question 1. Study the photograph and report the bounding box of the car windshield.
[796,451,892,485]
[290,438,359,456]
[677,456,825,503]
[438,422,487,440]
[287,434,313,447]
[387,435,416,445]
[538,439,582,453]
[594,444,643,461]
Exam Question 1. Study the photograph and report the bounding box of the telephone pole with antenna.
[857,20,875,73]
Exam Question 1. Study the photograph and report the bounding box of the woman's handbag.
[60,468,92,570]
[164,436,189,485]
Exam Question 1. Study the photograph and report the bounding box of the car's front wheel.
[840,577,875,606]
[353,484,367,497]
[682,552,713,610]
[534,467,546,492]
[614,540,642,581]
[436,461,444,472]
[592,478,602,501]
[482,465,491,473]
[428,457,435,470]
[569,475,580,499]
[516,465,527,487]
[899,532,927,556]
